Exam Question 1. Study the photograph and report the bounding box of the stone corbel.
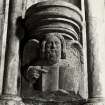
[22,1,84,104]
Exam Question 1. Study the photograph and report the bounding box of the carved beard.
[45,49,60,64]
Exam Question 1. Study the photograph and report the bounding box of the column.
[0,0,5,95]
[0,0,10,95]
[2,0,23,95]
[0,0,24,104]
[80,0,88,99]
[85,0,105,104]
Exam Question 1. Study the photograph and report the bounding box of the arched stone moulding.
[25,0,81,10]
[24,0,83,42]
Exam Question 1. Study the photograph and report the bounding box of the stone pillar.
[0,0,24,105]
[85,0,105,104]
[0,0,5,95]
[68,0,81,9]
[0,0,10,95]
[80,0,88,99]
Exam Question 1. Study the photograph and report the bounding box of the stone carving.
[59,40,83,94]
[23,32,66,92]
[22,33,83,95]
[21,0,84,104]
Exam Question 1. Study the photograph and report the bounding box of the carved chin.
[45,54,60,64]
[48,58,59,64]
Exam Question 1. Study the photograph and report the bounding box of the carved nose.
[51,42,56,48]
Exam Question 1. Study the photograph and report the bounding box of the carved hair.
[40,33,66,59]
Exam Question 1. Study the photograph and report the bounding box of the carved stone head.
[40,33,66,64]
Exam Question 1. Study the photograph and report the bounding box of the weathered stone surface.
[22,33,66,92]
[81,0,88,99]
[85,98,105,105]
[2,0,23,95]
[24,100,85,105]
[24,1,82,40]
[0,100,24,105]
[85,0,105,98]
[0,14,5,94]
[26,0,81,9]
[21,1,83,101]
[59,40,83,94]
[85,0,105,104]
[0,0,5,94]
[0,0,24,104]
[0,95,25,105]
[22,91,85,105]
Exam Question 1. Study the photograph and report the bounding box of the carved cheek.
[56,45,61,52]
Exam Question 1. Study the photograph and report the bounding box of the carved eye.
[55,41,59,45]
[46,42,52,47]
[55,41,61,47]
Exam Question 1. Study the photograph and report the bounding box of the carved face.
[45,35,61,64]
